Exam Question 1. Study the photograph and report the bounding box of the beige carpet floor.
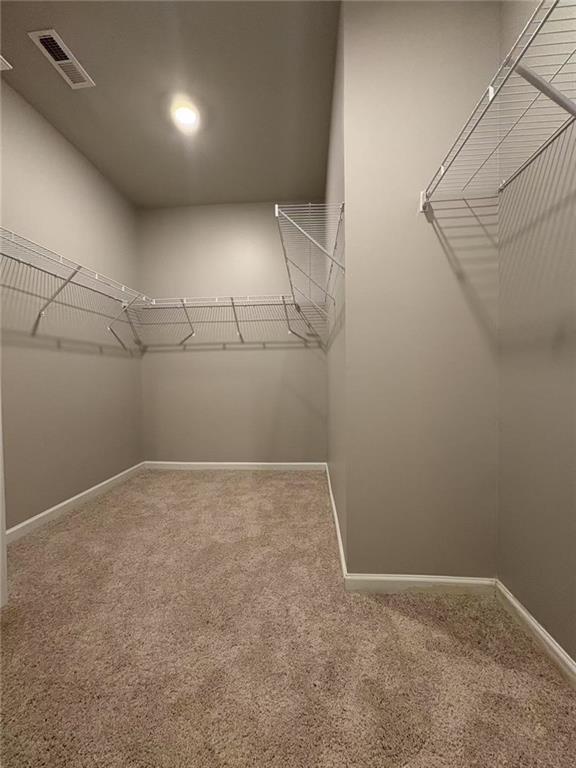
[1,470,575,767]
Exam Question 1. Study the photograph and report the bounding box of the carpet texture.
[1,470,575,767]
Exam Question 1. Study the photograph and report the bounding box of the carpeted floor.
[1,470,575,767]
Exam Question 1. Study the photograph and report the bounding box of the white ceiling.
[1,1,340,208]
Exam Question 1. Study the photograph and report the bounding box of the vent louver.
[0,55,13,71]
[28,30,95,89]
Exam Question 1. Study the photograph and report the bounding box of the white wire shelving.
[0,228,325,352]
[421,0,576,214]
[0,228,145,352]
[122,295,325,349]
[275,202,345,331]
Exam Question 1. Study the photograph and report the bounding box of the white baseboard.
[325,464,494,595]
[325,461,347,578]
[344,573,496,594]
[6,462,146,543]
[144,461,326,471]
[6,461,326,543]
[496,580,576,688]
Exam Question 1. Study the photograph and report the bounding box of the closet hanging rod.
[514,62,576,115]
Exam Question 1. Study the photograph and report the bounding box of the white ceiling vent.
[28,30,95,89]
[0,55,13,71]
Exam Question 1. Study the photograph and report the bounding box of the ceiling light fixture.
[170,95,200,135]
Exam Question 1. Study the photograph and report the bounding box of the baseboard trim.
[324,466,494,594]
[6,461,326,543]
[325,462,347,578]
[496,580,576,688]
[344,573,496,594]
[144,461,326,471]
[6,462,146,543]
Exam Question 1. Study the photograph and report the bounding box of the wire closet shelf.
[0,228,145,352]
[421,0,576,212]
[0,227,330,353]
[275,202,345,329]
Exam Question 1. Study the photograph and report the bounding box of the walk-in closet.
[1,2,575,766]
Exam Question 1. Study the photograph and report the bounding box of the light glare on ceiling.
[170,96,200,135]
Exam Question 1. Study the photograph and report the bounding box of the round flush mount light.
[170,95,200,135]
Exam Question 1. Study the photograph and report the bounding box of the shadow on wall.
[497,121,576,658]
[326,300,345,352]
[0,331,323,357]
[428,120,576,352]
[427,196,499,344]
[1,330,138,359]
[499,121,576,353]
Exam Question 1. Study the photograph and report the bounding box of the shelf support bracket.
[325,202,344,298]
[419,191,434,222]
[276,204,299,308]
[514,64,576,118]
[230,297,244,343]
[108,325,128,352]
[108,294,144,353]
[31,266,81,336]
[179,299,196,345]
[124,305,145,352]
[282,295,307,343]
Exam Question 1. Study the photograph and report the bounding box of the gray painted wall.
[499,123,576,656]
[341,2,500,575]
[137,203,290,298]
[497,0,575,660]
[325,11,347,555]
[500,1,539,53]
[137,203,328,463]
[497,2,576,657]
[141,348,327,462]
[1,85,143,528]
[1,86,139,285]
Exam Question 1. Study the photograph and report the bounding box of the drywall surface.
[498,120,576,659]
[497,0,576,660]
[324,12,347,555]
[1,85,142,527]
[137,203,289,298]
[342,2,500,575]
[138,203,328,462]
[141,348,327,462]
[1,345,142,529]
[1,86,138,285]
[500,1,539,55]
